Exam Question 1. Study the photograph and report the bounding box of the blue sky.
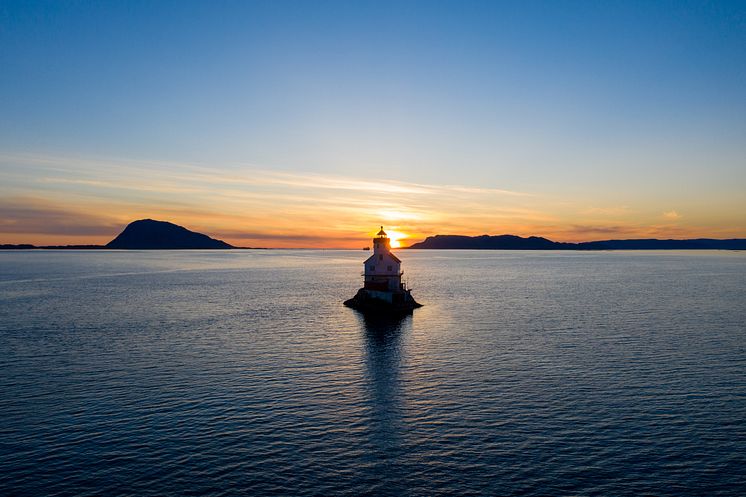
[1,1,745,246]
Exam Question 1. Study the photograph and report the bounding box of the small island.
[106,219,233,249]
[1,219,236,250]
[344,227,422,314]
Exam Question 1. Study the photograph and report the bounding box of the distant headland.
[1,219,237,250]
[406,234,746,250]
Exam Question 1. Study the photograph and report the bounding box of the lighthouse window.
[387,265,392,271]
[379,254,383,261]
[369,265,375,271]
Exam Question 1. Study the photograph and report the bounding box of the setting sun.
[385,230,407,248]
[370,228,408,248]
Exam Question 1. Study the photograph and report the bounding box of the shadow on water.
[355,312,412,495]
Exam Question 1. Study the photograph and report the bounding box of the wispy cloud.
[440,185,532,197]
[582,206,631,216]
[239,171,435,195]
[2,152,529,200]
[663,210,681,220]
[0,197,120,236]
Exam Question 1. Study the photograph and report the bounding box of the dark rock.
[106,219,232,249]
[344,288,422,315]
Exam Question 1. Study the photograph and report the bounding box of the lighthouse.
[364,227,402,291]
[344,227,422,314]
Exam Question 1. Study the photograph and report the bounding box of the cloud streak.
[0,198,120,236]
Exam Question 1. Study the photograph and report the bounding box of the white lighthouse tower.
[363,227,402,291]
[344,227,421,313]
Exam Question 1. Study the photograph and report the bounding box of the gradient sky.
[1,1,745,247]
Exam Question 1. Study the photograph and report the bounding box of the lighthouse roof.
[365,252,401,264]
[376,226,387,237]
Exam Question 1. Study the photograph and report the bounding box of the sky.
[1,0,745,247]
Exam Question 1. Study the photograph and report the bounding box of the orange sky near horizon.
[1,154,744,248]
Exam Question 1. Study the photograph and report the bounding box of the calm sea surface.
[1,249,745,496]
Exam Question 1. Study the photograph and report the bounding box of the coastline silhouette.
[1,220,745,250]
[407,234,746,250]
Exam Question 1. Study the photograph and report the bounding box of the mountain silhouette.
[106,219,233,249]
[407,234,746,250]
[407,234,564,250]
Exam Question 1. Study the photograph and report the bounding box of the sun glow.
[385,230,407,248]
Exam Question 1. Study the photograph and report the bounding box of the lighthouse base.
[344,288,423,315]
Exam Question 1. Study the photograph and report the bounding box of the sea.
[1,249,745,496]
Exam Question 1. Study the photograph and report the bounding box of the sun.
[385,230,407,248]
